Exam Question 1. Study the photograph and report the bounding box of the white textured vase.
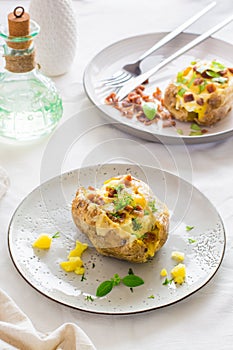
[29,0,77,76]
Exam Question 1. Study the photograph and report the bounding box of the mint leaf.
[122,275,144,288]
[96,280,113,297]
[111,274,121,286]
[142,102,157,120]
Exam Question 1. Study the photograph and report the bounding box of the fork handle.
[138,1,216,62]
[118,13,233,100]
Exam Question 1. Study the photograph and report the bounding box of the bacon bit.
[228,68,233,74]
[122,100,133,108]
[142,95,153,102]
[162,120,176,128]
[127,92,141,105]
[134,205,143,211]
[106,186,117,198]
[107,212,126,223]
[87,193,105,205]
[183,93,194,103]
[206,84,216,93]
[193,78,204,86]
[123,174,132,187]
[196,97,204,106]
[201,129,208,134]
[201,71,210,79]
[219,69,227,76]
[125,205,134,212]
[153,87,162,101]
[105,92,118,105]
[88,186,95,191]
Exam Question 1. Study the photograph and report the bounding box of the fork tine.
[103,73,132,87]
[101,70,130,84]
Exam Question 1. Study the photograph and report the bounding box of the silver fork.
[101,1,216,89]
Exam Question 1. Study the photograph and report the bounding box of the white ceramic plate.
[84,33,233,144]
[8,164,225,314]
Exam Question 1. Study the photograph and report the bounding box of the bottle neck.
[5,50,36,73]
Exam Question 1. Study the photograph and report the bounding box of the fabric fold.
[0,289,96,350]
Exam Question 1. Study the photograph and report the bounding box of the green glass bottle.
[0,7,63,142]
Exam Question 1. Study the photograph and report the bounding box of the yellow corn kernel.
[171,263,186,284]
[68,240,88,258]
[160,268,167,277]
[32,234,52,249]
[171,251,185,262]
[60,257,83,272]
[74,266,85,275]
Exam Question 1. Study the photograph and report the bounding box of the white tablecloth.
[1,0,233,349]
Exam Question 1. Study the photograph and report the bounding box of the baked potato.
[163,60,233,126]
[72,174,169,263]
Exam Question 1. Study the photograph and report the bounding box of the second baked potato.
[164,60,233,126]
[72,174,169,263]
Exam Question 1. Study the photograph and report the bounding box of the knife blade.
[116,14,233,101]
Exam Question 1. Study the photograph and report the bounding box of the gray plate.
[83,32,233,144]
[8,164,225,314]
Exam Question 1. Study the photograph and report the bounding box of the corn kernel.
[60,257,83,272]
[171,263,186,284]
[171,251,185,262]
[160,268,167,277]
[75,266,85,275]
[68,240,88,258]
[32,234,52,249]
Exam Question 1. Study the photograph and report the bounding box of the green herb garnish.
[163,278,173,285]
[177,87,187,97]
[52,231,60,239]
[189,131,203,136]
[143,102,157,120]
[177,128,184,135]
[148,295,155,299]
[85,295,94,302]
[206,70,221,78]
[122,275,144,288]
[148,200,157,212]
[81,274,87,281]
[190,123,201,131]
[211,60,226,72]
[198,80,207,94]
[188,238,196,244]
[96,272,144,297]
[144,209,150,215]
[187,72,197,88]
[186,225,194,231]
[114,193,133,211]
[132,218,143,231]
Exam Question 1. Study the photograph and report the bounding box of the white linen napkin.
[0,288,97,350]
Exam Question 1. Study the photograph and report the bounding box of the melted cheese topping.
[88,175,164,244]
[174,60,233,122]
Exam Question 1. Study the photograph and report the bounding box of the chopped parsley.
[148,295,155,299]
[188,238,196,244]
[148,200,157,212]
[113,193,133,211]
[85,295,94,302]
[163,278,173,285]
[186,225,194,231]
[132,218,142,232]
[177,87,187,97]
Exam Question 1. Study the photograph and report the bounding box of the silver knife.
[116,14,233,101]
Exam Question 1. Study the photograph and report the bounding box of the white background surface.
[1,0,233,349]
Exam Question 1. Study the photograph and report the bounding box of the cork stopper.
[7,7,31,49]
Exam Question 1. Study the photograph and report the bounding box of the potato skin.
[72,186,169,263]
[164,82,233,126]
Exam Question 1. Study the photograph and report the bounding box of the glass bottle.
[0,7,63,142]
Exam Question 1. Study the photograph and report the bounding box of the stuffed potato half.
[164,59,233,126]
[72,174,169,263]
